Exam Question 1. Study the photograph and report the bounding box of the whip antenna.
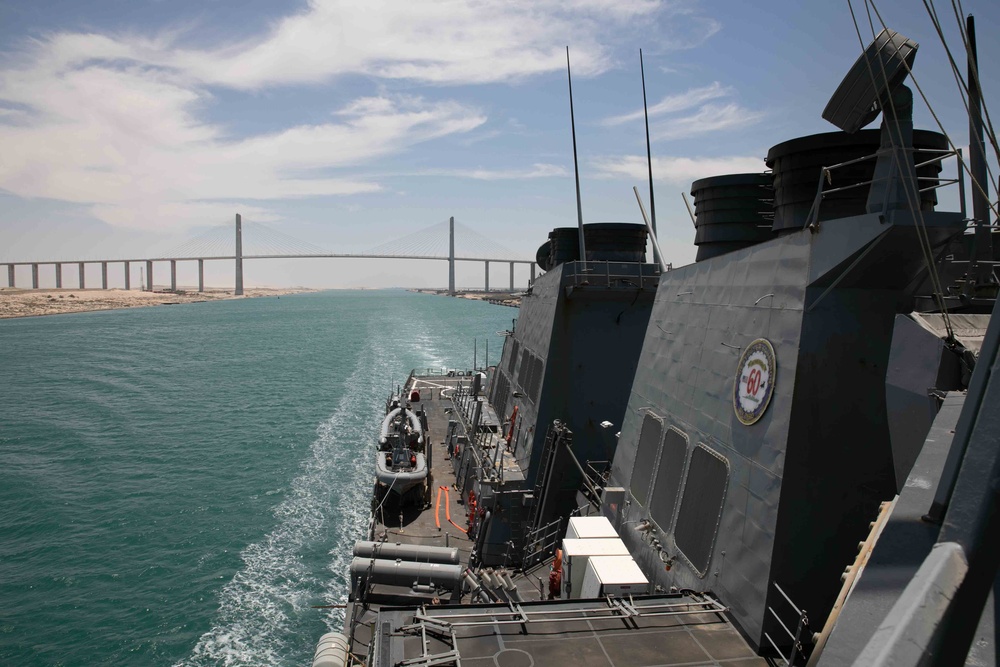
[640,49,660,267]
[566,46,587,269]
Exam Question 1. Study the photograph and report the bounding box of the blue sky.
[1,0,997,289]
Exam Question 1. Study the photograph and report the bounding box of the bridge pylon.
[448,216,456,295]
[235,213,244,296]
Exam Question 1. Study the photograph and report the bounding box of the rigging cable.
[949,0,1000,170]
[848,0,953,338]
[846,0,1000,226]
[865,0,954,338]
[920,0,1000,215]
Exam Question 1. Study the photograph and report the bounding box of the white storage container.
[561,538,629,599]
[565,515,618,540]
[580,555,649,598]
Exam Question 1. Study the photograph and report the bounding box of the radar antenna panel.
[823,29,918,133]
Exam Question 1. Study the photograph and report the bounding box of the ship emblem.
[734,338,776,425]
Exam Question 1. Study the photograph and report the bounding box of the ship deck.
[364,374,481,602]
[370,594,768,667]
[344,372,767,666]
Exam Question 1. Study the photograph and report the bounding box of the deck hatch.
[649,427,688,531]
[629,412,662,506]
[674,444,729,577]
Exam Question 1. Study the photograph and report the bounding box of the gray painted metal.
[349,557,463,591]
[885,314,951,492]
[352,541,459,565]
[811,394,970,666]
[482,260,659,563]
[925,288,1000,660]
[850,542,968,666]
[822,29,917,133]
[966,17,994,284]
[604,206,964,650]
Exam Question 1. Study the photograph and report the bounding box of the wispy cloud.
[0,72,484,228]
[592,154,766,185]
[602,82,731,126]
[418,163,569,180]
[653,103,766,140]
[0,0,725,231]
[601,81,764,140]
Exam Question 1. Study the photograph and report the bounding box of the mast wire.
[848,0,954,338]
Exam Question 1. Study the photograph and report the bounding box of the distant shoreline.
[411,289,520,308]
[0,287,318,319]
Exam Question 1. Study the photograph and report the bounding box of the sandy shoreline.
[0,287,317,319]
[412,289,521,308]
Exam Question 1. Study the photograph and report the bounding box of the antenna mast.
[640,49,660,268]
[566,46,587,268]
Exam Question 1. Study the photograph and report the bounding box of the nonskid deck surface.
[373,595,768,667]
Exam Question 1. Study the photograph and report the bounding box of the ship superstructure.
[313,22,998,667]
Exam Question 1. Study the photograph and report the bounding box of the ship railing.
[564,260,662,290]
[521,516,563,569]
[804,147,963,230]
[404,593,728,631]
[413,367,483,377]
[583,459,611,492]
[763,581,811,666]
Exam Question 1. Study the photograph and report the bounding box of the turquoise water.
[0,290,513,666]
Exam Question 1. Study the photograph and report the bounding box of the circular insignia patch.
[734,338,776,426]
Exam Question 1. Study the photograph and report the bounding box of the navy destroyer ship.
[312,22,999,667]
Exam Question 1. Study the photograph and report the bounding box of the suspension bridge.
[1,215,537,294]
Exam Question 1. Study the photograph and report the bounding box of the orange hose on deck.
[434,486,444,529]
[441,487,468,534]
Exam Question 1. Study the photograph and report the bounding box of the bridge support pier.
[31,264,38,289]
[79,262,85,289]
[198,259,204,292]
[101,262,108,290]
[146,260,153,291]
[170,260,177,291]
[7,264,14,288]
[484,260,489,292]
[235,213,244,296]
[124,261,130,290]
[509,262,514,291]
[55,263,62,288]
[530,263,536,284]
[448,216,456,295]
